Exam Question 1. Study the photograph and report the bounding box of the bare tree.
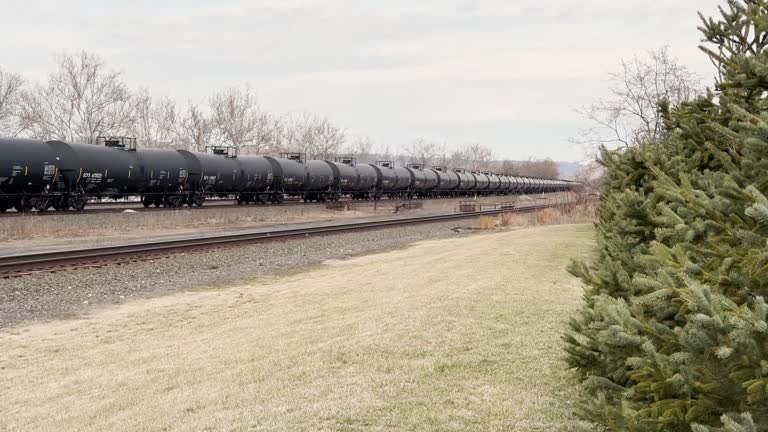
[281,112,318,156]
[0,67,25,137]
[446,143,494,171]
[131,89,178,148]
[464,143,494,171]
[18,51,135,143]
[572,46,700,150]
[178,102,214,152]
[405,137,438,166]
[345,135,374,163]
[573,161,606,193]
[499,159,516,175]
[312,116,346,160]
[512,158,559,178]
[279,112,346,159]
[210,85,276,154]
[375,142,394,162]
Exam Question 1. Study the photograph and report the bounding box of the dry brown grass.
[479,214,500,229]
[536,207,562,224]
[501,211,532,227]
[478,199,597,231]
[0,224,595,431]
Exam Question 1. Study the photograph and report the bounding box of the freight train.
[0,137,579,212]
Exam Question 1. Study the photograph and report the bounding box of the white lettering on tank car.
[43,163,56,180]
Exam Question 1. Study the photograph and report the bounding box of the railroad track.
[0,193,558,218]
[0,202,563,278]
[0,198,310,217]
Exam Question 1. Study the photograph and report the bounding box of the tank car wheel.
[34,198,51,212]
[52,196,65,211]
[165,196,182,208]
[15,197,33,212]
[73,198,87,212]
[141,196,153,208]
[191,194,205,207]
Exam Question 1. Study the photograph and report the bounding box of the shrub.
[565,2,768,430]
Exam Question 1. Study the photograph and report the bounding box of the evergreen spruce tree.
[565,1,768,430]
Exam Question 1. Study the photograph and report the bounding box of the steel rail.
[0,203,560,274]
[0,198,309,218]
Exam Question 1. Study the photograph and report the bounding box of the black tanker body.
[138,149,191,207]
[514,176,525,193]
[402,166,422,198]
[179,151,243,197]
[501,176,512,193]
[1,137,580,211]
[532,178,543,193]
[236,155,275,204]
[304,160,334,201]
[518,177,529,193]
[44,140,142,211]
[392,166,413,194]
[434,169,459,196]
[324,161,358,199]
[487,174,501,193]
[508,176,518,193]
[370,164,397,200]
[264,157,307,203]
[0,138,60,211]
[406,165,438,198]
[471,172,490,194]
[498,175,509,195]
[352,163,378,199]
[454,169,475,193]
[509,176,522,193]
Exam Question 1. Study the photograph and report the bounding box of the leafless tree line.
[0,51,347,157]
[0,51,560,177]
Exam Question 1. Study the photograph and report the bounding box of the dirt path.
[0,224,594,432]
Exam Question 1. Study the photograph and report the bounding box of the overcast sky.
[2,0,723,161]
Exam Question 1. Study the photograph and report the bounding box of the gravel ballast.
[0,220,479,329]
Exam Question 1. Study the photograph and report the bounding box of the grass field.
[0,224,595,431]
